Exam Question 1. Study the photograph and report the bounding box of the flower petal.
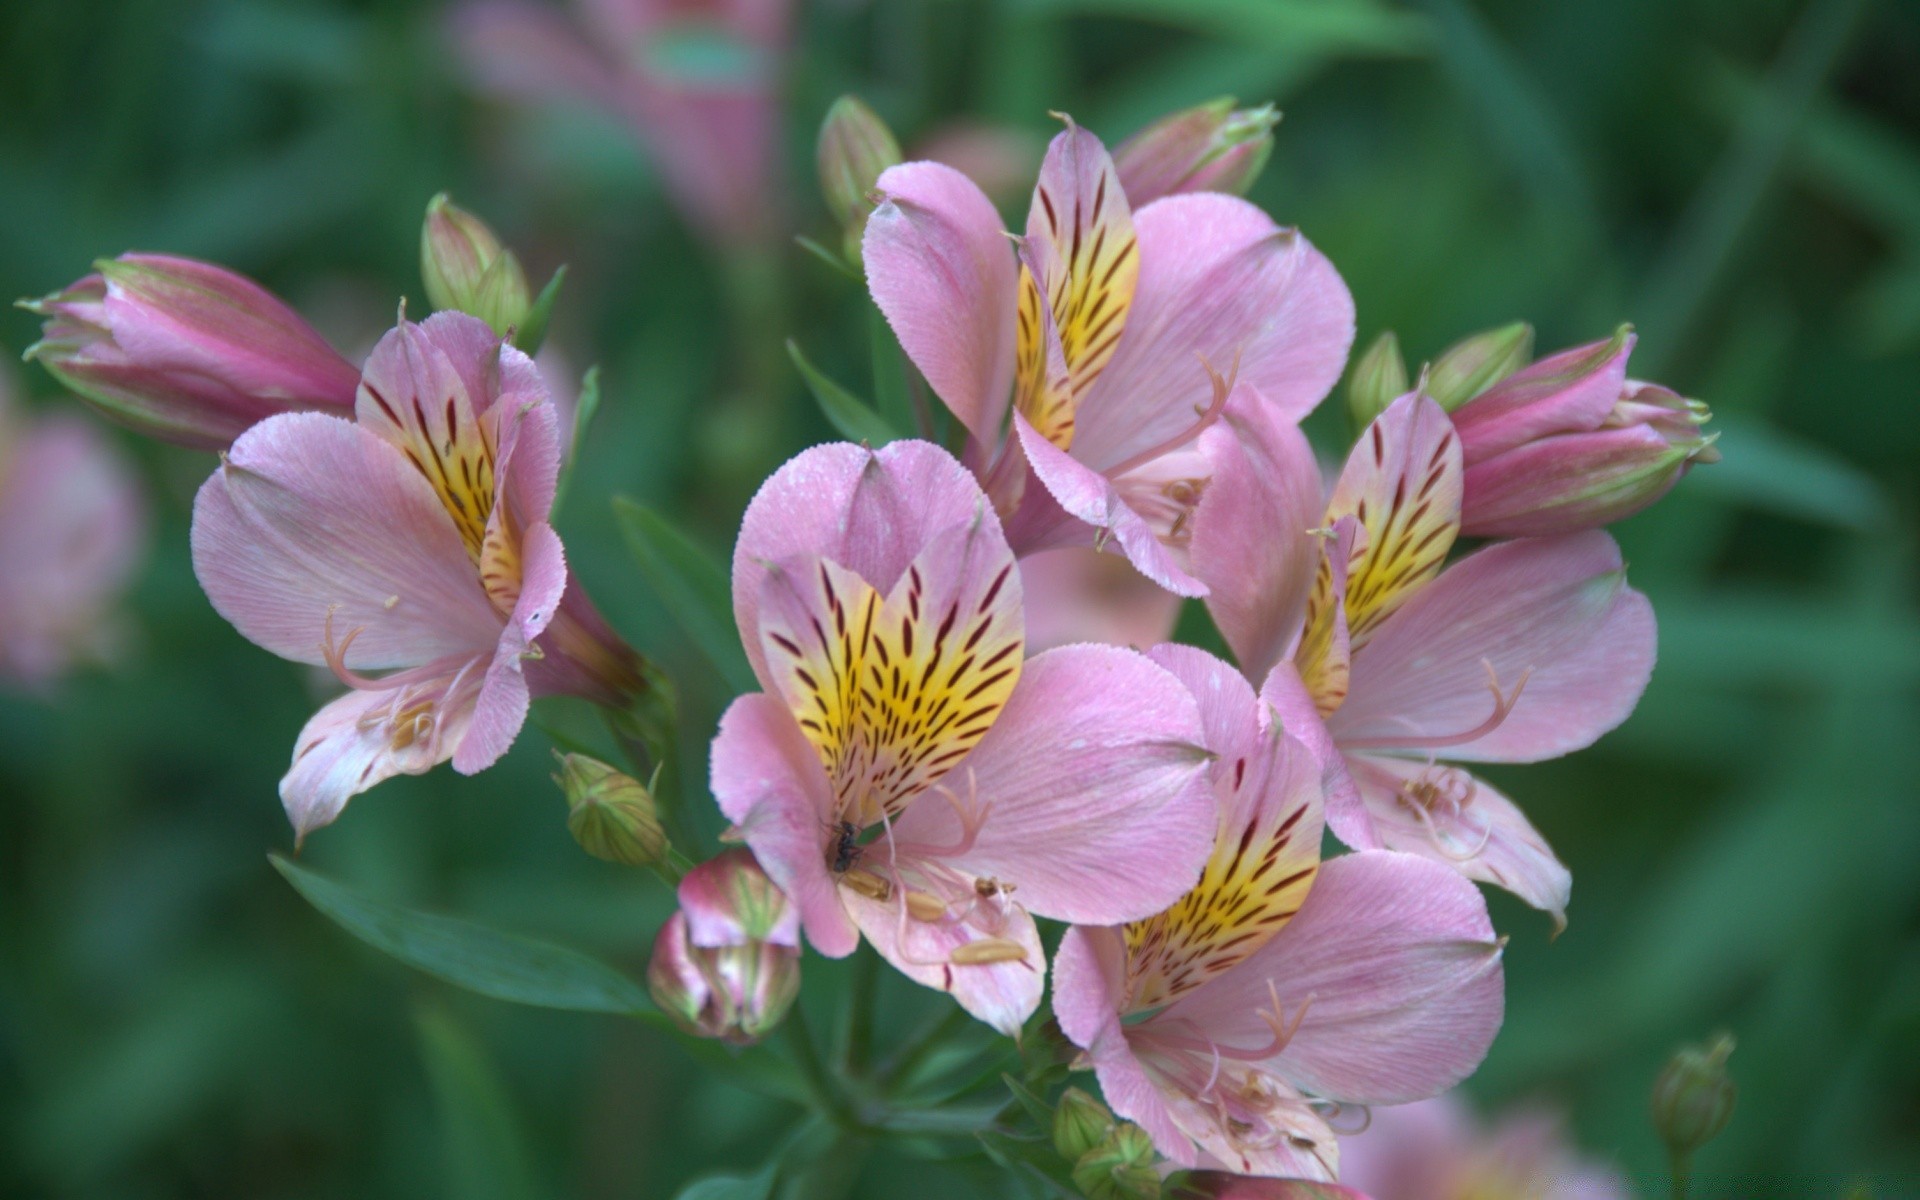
[1348,755,1571,930]
[1164,851,1504,1106]
[453,520,565,774]
[865,163,1018,445]
[191,412,499,669]
[1293,516,1360,718]
[1258,662,1371,850]
[1190,387,1323,680]
[1451,332,1634,464]
[710,692,859,957]
[1018,547,1181,654]
[842,886,1044,1036]
[1071,196,1353,473]
[732,440,995,690]
[896,644,1213,925]
[1332,532,1655,763]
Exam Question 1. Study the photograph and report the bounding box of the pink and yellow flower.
[1053,646,1505,1181]
[863,118,1352,595]
[1191,392,1656,928]
[710,439,1218,1033]
[1338,1093,1630,1200]
[191,312,640,839]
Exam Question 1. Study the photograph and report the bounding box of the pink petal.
[449,0,621,112]
[1014,411,1207,596]
[709,692,858,957]
[1348,755,1571,930]
[842,887,1044,1036]
[1189,1176,1374,1200]
[894,644,1213,925]
[1071,196,1353,472]
[1258,662,1371,850]
[732,440,994,691]
[864,162,1018,445]
[1017,547,1181,654]
[191,413,499,669]
[1191,386,1323,679]
[453,521,565,774]
[1335,1094,1477,1200]
[1164,851,1504,1105]
[1146,642,1261,763]
[1331,532,1655,763]
[1451,333,1634,464]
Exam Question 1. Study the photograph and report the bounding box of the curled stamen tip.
[949,938,1027,966]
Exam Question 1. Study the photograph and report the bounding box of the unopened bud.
[555,753,667,867]
[1113,97,1279,206]
[1072,1122,1161,1200]
[1426,320,1534,412]
[647,852,801,1044]
[817,95,902,263]
[1652,1031,1736,1162]
[1347,329,1409,429]
[1053,1087,1115,1162]
[421,193,561,351]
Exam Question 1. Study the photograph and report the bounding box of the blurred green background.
[2,0,1917,1195]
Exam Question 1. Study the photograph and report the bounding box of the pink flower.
[1451,329,1716,538]
[863,118,1352,596]
[191,312,639,840]
[648,849,802,1044]
[711,439,1218,1034]
[452,0,790,246]
[1338,1094,1630,1200]
[1190,392,1656,929]
[1111,97,1279,206]
[23,254,360,451]
[1053,646,1504,1181]
[0,373,147,688]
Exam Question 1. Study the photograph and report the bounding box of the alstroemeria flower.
[0,373,147,689]
[1339,1093,1630,1200]
[864,118,1352,595]
[453,0,789,246]
[711,439,1217,1033]
[1190,392,1655,928]
[192,312,638,839]
[1054,646,1504,1181]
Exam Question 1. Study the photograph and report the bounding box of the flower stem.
[1670,1150,1692,1200]
[877,1004,975,1093]
[842,945,880,1075]
[785,1006,860,1133]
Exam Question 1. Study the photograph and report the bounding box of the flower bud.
[20,254,359,450]
[1651,1032,1736,1163]
[1425,320,1533,412]
[1072,1123,1162,1200]
[554,753,667,867]
[816,95,902,263]
[420,193,541,343]
[1113,97,1278,206]
[1346,329,1409,429]
[1053,1086,1116,1162]
[647,851,801,1045]
[1452,326,1716,537]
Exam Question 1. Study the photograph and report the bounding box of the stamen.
[1101,349,1241,481]
[1339,659,1533,752]
[949,938,1027,965]
[890,769,992,860]
[904,890,949,922]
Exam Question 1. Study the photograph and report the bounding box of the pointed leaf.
[612,497,756,695]
[415,1005,543,1200]
[787,339,904,446]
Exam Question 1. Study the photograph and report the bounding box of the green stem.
[877,1004,975,1093]
[1670,1150,1691,1200]
[842,945,880,1075]
[785,1007,860,1133]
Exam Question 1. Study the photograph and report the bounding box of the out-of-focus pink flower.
[648,848,802,1044]
[22,254,360,451]
[0,374,146,688]
[1190,393,1656,929]
[1112,97,1279,207]
[1019,546,1183,654]
[452,0,790,247]
[1451,329,1715,538]
[913,121,1048,209]
[191,312,641,840]
[1338,1094,1630,1200]
[1053,646,1504,1182]
[711,439,1216,1034]
[1185,1177,1373,1200]
[864,118,1352,597]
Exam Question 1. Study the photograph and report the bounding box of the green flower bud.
[1347,329,1408,429]
[1053,1086,1116,1163]
[1073,1122,1162,1200]
[554,753,667,867]
[1652,1031,1737,1163]
[1426,320,1534,412]
[420,193,540,342]
[816,95,902,264]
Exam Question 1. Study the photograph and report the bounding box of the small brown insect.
[828,820,862,874]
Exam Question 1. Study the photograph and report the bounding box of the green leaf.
[415,1005,542,1200]
[1689,413,1890,531]
[788,338,904,446]
[794,234,863,281]
[999,1072,1056,1130]
[673,1167,776,1200]
[550,363,601,520]
[1017,0,1429,56]
[869,306,917,439]
[612,497,756,695]
[514,263,566,357]
[271,854,652,1015]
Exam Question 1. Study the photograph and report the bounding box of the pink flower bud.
[1113,97,1278,206]
[646,851,800,1044]
[21,254,360,451]
[1451,327,1716,537]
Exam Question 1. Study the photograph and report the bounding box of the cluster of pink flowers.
[22,94,1709,1197]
